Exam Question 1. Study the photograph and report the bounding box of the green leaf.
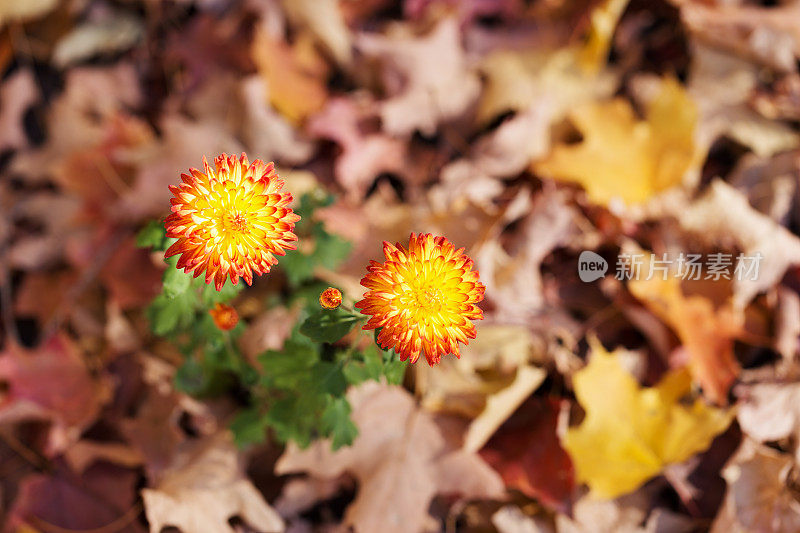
[163,266,192,298]
[259,334,318,389]
[300,308,360,343]
[146,292,197,336]
[231,408,270,447]
[311,361,347,396]
[344,344,384,385]
[136,220,168,250]
[279,251,316,286]
[321,397,358,450]
[383,356,408,385]
[174,357,208,395]
[312,227,351,270]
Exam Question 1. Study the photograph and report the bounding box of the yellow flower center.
[221,211,250,234]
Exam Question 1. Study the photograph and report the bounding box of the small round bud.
[209,303,239,330]
[319,287,343,310]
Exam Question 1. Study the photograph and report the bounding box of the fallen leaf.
[0,335,111,455]
[252,22,329,125]
[679,179,800,307]
[627,255,743,405]
[276,383,504,533]
[308,97,407,200]
[0,68,39,152]
[0,0,58,26]
[5,464,143,533]
[477,48,616,125]
[281,0,352,64]
[357,18,480,136]
[480,398,574,513]
[562,340,734,499]
[677,1,800,73]
[712,443,800,532]
[240,75,315,165]
[533,77,698,207]
[53,11,144,67]
[737,382,800,444]
[142,432,284,533]
[687,43,800,158]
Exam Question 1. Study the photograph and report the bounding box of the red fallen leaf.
[480,397,574,514]
[99,236,162,310]
[5,464,143,533]
[0,335,111,454]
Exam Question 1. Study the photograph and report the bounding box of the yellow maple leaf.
[533,77,698,207]
[562,341,734,499]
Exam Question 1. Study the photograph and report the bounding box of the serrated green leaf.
[231,408,270,447]
[311,361,347,396]
[136,220,168,250]
[383,357,408,385]
[321,397,358,450]
[259,335,318,389]
[279,251,316,286]
[147,292,197,336]
[300,308,360,343]
[163,266,192,298]
[312,227,351,270]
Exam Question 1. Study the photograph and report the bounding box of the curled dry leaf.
[679,180,800,307]
[308,97,407,200]
[357,18,480,136]
[276,383,504,533]
[712,443,800,532]
[142,432,284,533]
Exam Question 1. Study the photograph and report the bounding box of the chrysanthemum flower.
[319,287,343,310]
[209,303,239,331]
[355,233,485,366]
[165,153,300,290]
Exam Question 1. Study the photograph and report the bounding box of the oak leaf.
[276,383,504,533]
[562,341,734,499]
[141,432,284,533]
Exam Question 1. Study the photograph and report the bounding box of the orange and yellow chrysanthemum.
[165,153,300,290]
[355,233,485,366]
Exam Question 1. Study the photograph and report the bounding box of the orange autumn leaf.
[251,25,328,125]
[627,260,742,405]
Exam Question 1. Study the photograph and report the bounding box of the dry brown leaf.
[477,48,617,125]
[276,383,504,533]
[688,43,800,158]
[281,0,352,64]
[308,97,407,200]
[679,179,800,307]
[737,382,800,444]
[239,76,315,165]
[677,1,800,73]
[712,442,800,532]
[357,18,480,136]
[0,68,39,152]
[142,432,284,533]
